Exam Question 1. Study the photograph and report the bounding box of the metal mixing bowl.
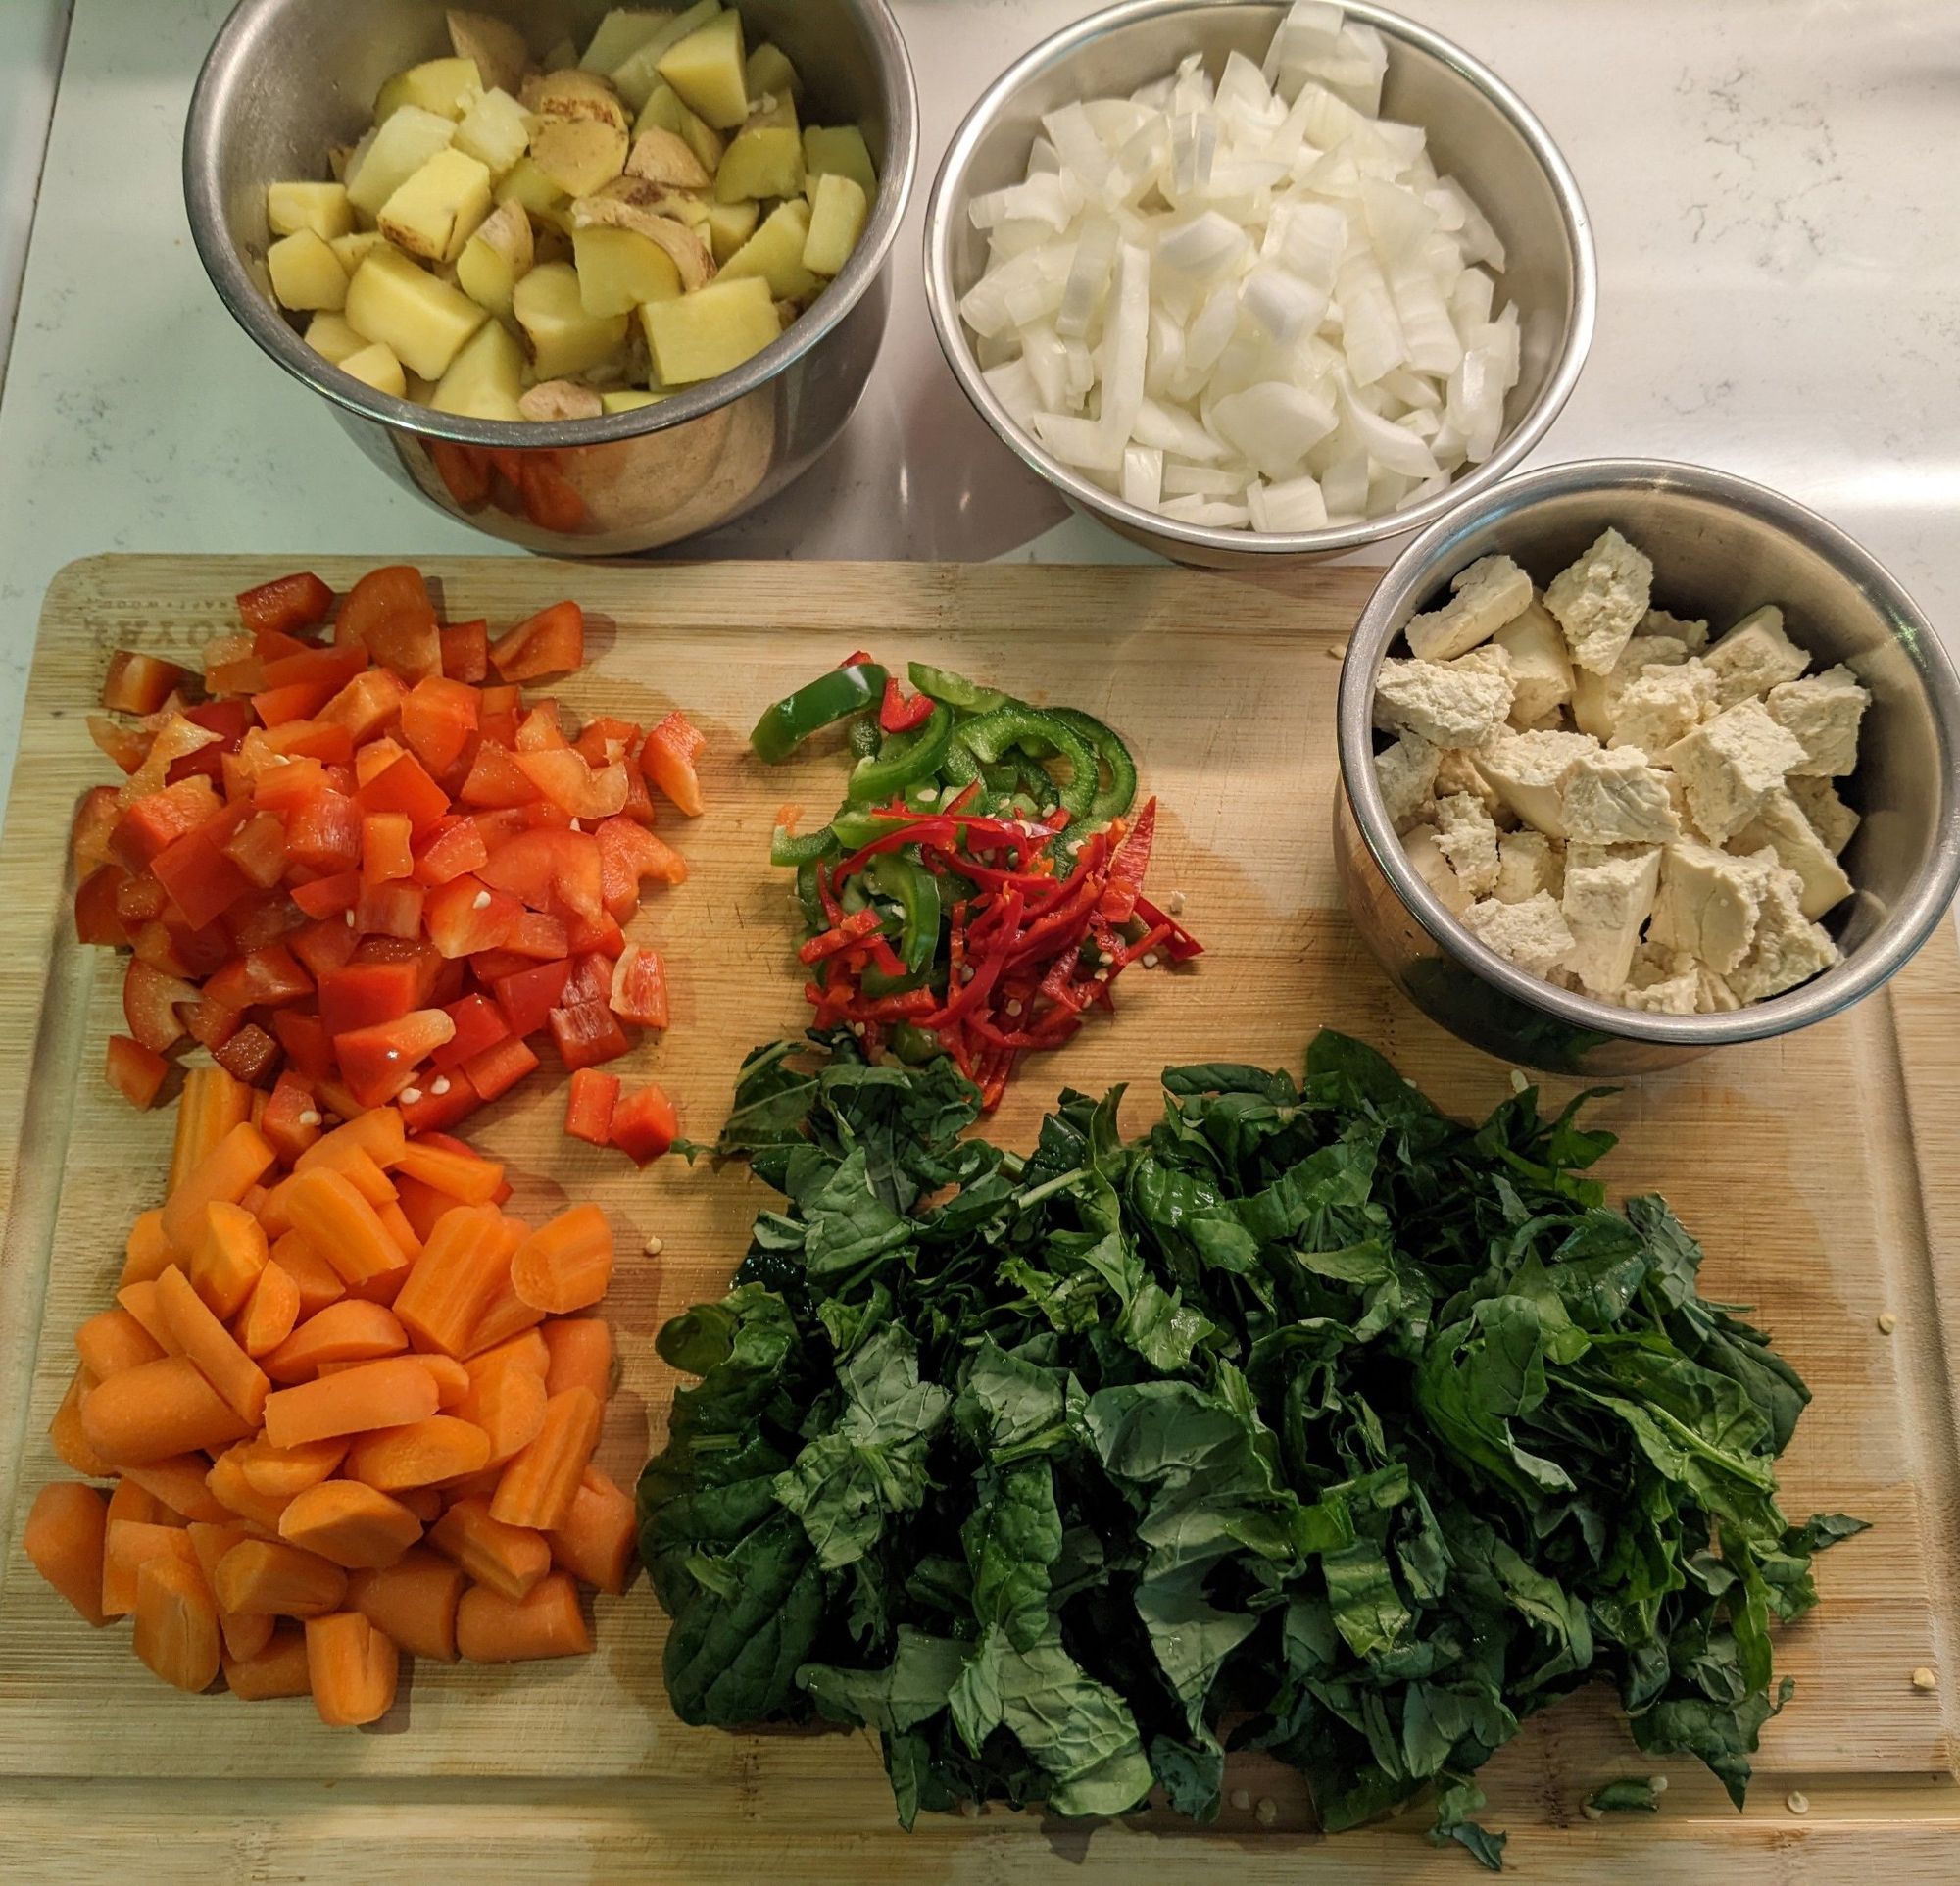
[185,0,917,554]
[1335,458,1960,1073]
[923,0,1593,571]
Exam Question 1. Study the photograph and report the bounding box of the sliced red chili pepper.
[877,676,934,735]
[1100,797,1157,923]
[839,649,874,669]
[798,907,881,964]
[1131,895,1205,962]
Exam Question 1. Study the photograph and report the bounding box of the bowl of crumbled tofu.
[1334,456,1960,1073]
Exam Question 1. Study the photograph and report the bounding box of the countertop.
[0,0,1955,822]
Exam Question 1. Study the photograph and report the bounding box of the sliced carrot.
[416,1352,471,1408]
[156,1265,270,1424]
[116,1280,181,1355]
[120,1208,176,1286]
[134,1552,222,1693]
[262,1355,440,1449]
[263,1300,409,1383]
[305,1610,399,1726]
[295,1105,407,1177]
[456,1355,548,1467]
[346,1547,465,1662]
[377,1199,422,1260]
[74,1307,166,1380]
[393,1140,505,1205]
[467,1327,549,1380]
[49,1365,112,1477]
[162,1120,275,1256]
[509,1203,613,1315]
[282,1167,410,1289]
[187,1519,277,1662]
[457,1571,592,1663]
[107,1474,169,1531]
[81,1354,254,1466]
[24,1482,111,1625]
[104,1518,200,1616]
[212,1538,348,1617]
[170,1067,253,1196]
[271,1230,347,1316]
[205,1444,297,1530]
[541,1317,612,1402]
[392,1203,507,1357]
[344,1415,492,1492]
[427,1496,550,1601]
[235,1435,349,1499]
[396,1485,444,1524]
[490,1387,601,1531]
[345,1261,411,1309]
[223,1625,313,1700]
[123,1453,233,1523]
[237,1260,302,1358]
[192,1200,269,1319]
[278,1480,424,1569]
[546,1466,637,1596]
[463,1254,546,1357]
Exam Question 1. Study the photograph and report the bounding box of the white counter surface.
[0,0,1955,819]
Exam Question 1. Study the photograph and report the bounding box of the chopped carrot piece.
[490,1386,601,1531]
[427,1496,550,1601]
[376,1198,422,1260]
[294,1106,406,1178]
[223,1625,313,1700]
[74,1306,166,1380]
[237,1260,302,1358]
[456,1354,548,1467]
[104,1518,200,1616]
[282,1167,410,1289]
[134,1552,222,1693]
[192,1200,270,1319]
[305,1611,399,1726]
[415,1352,471,1408]
[463,1237,546,1356]
[170,1067,253,1195]
[263,1300,409,1383]
[81,1354,254,1466]
[271,1230,347,1317]
[205,1444,297,1530]
[391,1203,507,1357]
[49,1365,112,1477]
[262,1355,440,1449]
[469,1328,549,1379]
[107,1474,168,1531]
[344,1415,492,1492]
[396,1485,444,1524]
[123,1453,233,1524]
[346,1547,465,1663]
[541,1318,612,1402]
[187,1519,276,1662]
[510,1203,613,1315]
[24,1482,111,1626]
[234,1435,350,1499]
[457,1571,592,1663]
[393,1140,505,1204]
[545,1466,637,1596]
[156,1265,271,1424]
[120,1209,175,1286]
[278,1480,424,1569]
[161,1120,274,1256]
[212,1538,348,1617]
[115,1280,181,1355]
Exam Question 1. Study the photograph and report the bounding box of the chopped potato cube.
[715,124,803,203]
[720,199,820,301]
[268,228,350,312]
[378,147,493,263]
[524,68,631,135]
[581,8,671,74]
[447,10,530,97]
[705,197,759,263]
[802,171,868,276]
[602,387,665,412]
[744,42,803,103]
[611,0,721,112]
[640,274,778,382]
[268,180,354,240]
[495,156,570,230]
[573,225,683,318]
[374,56,483,124]
[530,117,629,196]
[635,80,724,172]
[338,340,408,397]
[304,311,367,364]
[456,199,535,319]
[803,124,877,203]
[658,9,748,130]
[345,245,487,378]
[346,106,457,219]
[453,85,532,177]
[514,260,630,379]
[431,318,526,419]
[519,378,605,421]
[329,229,392,273]
[744,92,798,137]
[625,125,713,191]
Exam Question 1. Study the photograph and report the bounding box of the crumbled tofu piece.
[1732,787,1854,918]
[1561,843,1662,994]
[1473,729,1600,836]
[1451,646,1511,680]
[1433,792,1501,895]
[1609,659,1717,754]
[1560,745,1681,846]
[1623,947,1702,1015]
[1663,700,1808,846]
[1462,891,1575,976]
[1404,826,1472,917]
[1374,731,1441,832]
[1373,658,1515,748]
[1493,599,1575,725]
[1494,828,1559,904]
[1766,663,1868,775]
[1648,837,1768,973]
[1787,773,1860,856]
[1544,527,1654,674]
[1571,633,1690,738]
[1727,859,1841,1001]
[1703,604,1810,706]
[1403,554,1533,662]
[1435,745,1504,815]
[1642,607,1710,651]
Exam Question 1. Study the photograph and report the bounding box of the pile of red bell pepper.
[74,565,699,1165]
[801,791,1200,1110]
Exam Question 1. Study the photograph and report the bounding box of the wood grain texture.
[0,555,1955,1880]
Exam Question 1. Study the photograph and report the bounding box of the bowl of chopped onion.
[923,0,1594,567]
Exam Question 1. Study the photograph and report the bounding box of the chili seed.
[1912,1666,1937,1691]
[400,1088,422,1106]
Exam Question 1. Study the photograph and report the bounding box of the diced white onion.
[1156,209,1248,277]
[1250,472,1329,531]
[1132,396,1225,462]
[1241,264,1327,344]
[1158,494,1252,527]
[1211,381,1338,478]
[983,358,1040,430]
[1121,444,1164,509]
[1021,323,1070,411]
[1161,461,1248,499]
[1055,217,1118,339]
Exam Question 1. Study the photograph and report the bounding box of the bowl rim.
[921,0,1596,558]
[182,0,920,450]
[1337,454,1960,1046]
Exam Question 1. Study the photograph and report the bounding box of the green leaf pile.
[638,1031,1863,1865]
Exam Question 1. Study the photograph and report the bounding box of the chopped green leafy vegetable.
[640,1030,1865,1865]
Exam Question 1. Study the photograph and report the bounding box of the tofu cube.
[1372,658,1514,749]
[1433,792,1501,896]
[1788,774,1860,856]
[1766,664,1868,775]
[1462,892,1575,977]
[1494,828,1560,905]
[1571,633,1690,739]
[1403,554,1532,662]
[1663,699,1808,846]
[1544,526,1653,674]
[1374,731,1440,832]
[1647,838,1768,974]
[1726,857,1841,1002]
[1561,842,1662,995]
[1731,787,1853,918]
[1608,659,1716,755]
[1492,598,1574,724]
[1642,607,1710,651]
[1702,604,1810,706]
[1435,743,1504,815]
[1405,827,1473,917]
[1472,729,1599,836]
[1560,745,1681,846]
[1622,948,1703,1016]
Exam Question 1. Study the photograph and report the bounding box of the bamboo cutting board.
[0,555,1956,1883]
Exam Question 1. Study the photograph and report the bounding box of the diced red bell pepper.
[260,1070,322,1164]
[355,878,425,939]
[110,776,222,873]
[203,633,262,696]
[318,668,407,743]
[609,944,670,1029]
[362,812,416,887]
[595,816,685,918]
[75,865,130,946]
[163,702,251,787]
[514,702,567,752]
[357,753,450,836]
[564,906,625,958]
[430,993,510,1070]
[318,958,426,1036]
[249,681,330,727]
[213,1021,280,1086]
[548,998,630,1071]
[480,827,603,919]
[400,674,481,776]
[102,651,192,717]
[564,1067,620,1146]
[460,741,542,809]
[183,992,243,1052]
[337,565,441,681]
[123,959,197,1053]
[151,823,253,931]
[221,811,291,890]
[639,709,707,817]
[509,909,570,960]
[73,785,123,873]
[460,1033,539,1103]
[611,1082,679,1166]
[223,894,299,954]
[287,916,358,981]
[574,716,641,769]
[412,814,490,887]
[335,1007,457,1107]
[283,787,362,874]
[477,683,520,746]
[619,764,657,827]
[489,600,584,681]
[114,874,169,930]
[105,1034,169,1109]
[514,748,630,820]
[395,1074,480,1135]
[563,952,612,1008]
[88,715,150,774]
[424,873,522,959]
[237,571,334,638]
[440,619,489,683]
[358,740,410,791]
[261,641,366,694]
[272,1008,335,1080]
[202,942,315,1012]
[290,870,361,919]
[492,956,573,1039]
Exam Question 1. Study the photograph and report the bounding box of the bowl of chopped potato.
[1335,457,1960,1073]
[186,0,916,552]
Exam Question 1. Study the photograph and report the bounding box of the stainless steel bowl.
[1336,458,1960,1073]
[923,0,1593,571]
[185,0,917,555]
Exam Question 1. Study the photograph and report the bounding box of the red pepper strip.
[942,783,983,817]
[840,649,873,668]
[832,818,958,889]
[1037,953,1095,1016]
[864,932,908,978]
[928,942,1008,1025]
[1100,797,1157,923]
[816,860,843,926]
[878,676,934,734]
[1004,866,1109,968]
[967,886,1026,951]
[1113,921,1175,970]
[835,987,938,1023]
[798,907,882,964]
[1132,895,1204,961]
[931,850,1063,895]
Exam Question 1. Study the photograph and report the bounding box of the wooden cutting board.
[1,555,1956,1882]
